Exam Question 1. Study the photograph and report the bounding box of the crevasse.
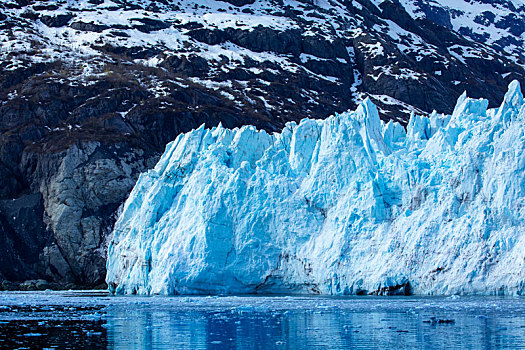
[106,81,525,296]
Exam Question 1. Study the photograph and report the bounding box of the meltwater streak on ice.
[106,81,525,296]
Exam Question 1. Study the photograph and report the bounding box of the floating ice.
[106,81,525,296]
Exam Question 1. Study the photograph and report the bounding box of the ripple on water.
[0,292,524,349]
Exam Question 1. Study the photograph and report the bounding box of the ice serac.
[106,81,525,296]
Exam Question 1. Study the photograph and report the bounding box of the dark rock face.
[70,21,110,33]
[0,194,49,281]
[188,27,303,56]
[29,142,160,285]
[0,0,524,288]
[219,0,256,6]
[40,14,74,27]
[416,3,452,28]
[131,18,170,33]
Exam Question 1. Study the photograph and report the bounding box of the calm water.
[0,291,524,349]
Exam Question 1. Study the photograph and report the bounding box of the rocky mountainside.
[398,0,525,60]
[0,0,524,289]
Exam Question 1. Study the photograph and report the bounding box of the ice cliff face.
[106,81,525,296]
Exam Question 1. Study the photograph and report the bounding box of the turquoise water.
[0,291,524,349]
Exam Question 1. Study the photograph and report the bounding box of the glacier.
[106,81,525,296]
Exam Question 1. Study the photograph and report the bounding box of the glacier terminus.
[106,81,525,296]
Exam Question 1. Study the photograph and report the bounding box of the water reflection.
[1,293,524,349]
[104,298,525,349]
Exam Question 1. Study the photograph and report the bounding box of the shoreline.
[0,279,107,292]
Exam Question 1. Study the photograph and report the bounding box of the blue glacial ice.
[106,81,525,296]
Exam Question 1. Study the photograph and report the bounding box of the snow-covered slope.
[1,0,523,123]
[398,0,525,61]
[106,81,525,296]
